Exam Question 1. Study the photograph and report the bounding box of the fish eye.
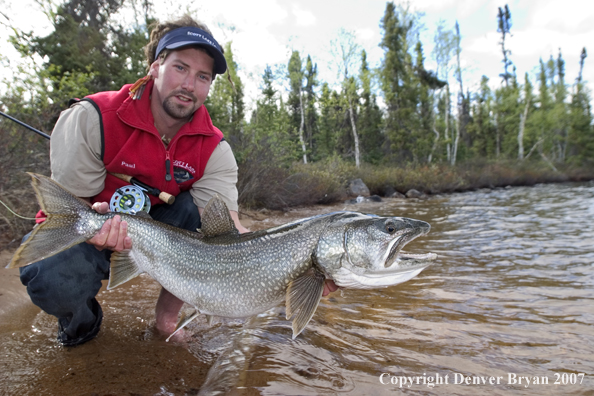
[385,223,396,234]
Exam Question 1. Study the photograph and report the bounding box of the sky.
[1,0,593,113]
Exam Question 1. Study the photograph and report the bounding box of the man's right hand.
[87,202,132,252]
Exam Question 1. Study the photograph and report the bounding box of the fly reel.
[109,185,151,214]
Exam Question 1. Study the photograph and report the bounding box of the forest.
[1,0,593,244]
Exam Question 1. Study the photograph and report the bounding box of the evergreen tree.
[357,50,384,164]
[497,4,513,86]
[414,41,444,163]
[467,76,496,158]
[314,83,338,160]
[493,5,519,159]
[29,0,147,93]
[528,58,553,161]
[316,83,352,161]
[6,0,149,129]
[250,65,279,144]
[205,42,245,156]
[551,49,569,162]
[539,56,559,160]
[379,2,419,163]
[493,75,520,158]
[247,65,296,165]
[567,48,594,164]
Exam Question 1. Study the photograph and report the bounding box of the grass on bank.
[2,158,593,248]
[238,157,594,210]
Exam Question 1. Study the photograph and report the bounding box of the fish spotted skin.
[9,173,436,339]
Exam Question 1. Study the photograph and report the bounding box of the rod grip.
[110,172,133,182]
[159,191,175,205]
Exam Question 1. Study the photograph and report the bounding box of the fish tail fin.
[7,173,96,268]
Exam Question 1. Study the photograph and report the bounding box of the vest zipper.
[165,151,172,181]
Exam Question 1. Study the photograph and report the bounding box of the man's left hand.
[323,280,339,296]
[87,201,132,252]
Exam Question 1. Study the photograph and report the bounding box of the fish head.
[316,213,437,289]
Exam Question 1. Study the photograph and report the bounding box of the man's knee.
[19,243,109,312]
[19,263,39,289]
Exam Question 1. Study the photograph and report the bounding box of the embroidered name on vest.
[173,160,196,175]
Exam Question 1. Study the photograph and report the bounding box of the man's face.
[150,47,215,122]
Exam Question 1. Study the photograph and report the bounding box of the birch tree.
[332,28,362,167]
[518,73,533,160]
[452,21,468,165]
[431,20,456,163]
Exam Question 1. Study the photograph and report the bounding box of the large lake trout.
[9,173,437,339]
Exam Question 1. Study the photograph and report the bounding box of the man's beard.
[162,91,198,120]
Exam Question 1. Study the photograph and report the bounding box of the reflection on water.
[1,182,593,395]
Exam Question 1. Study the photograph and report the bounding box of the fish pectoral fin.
[107,250,143,289]
[166,310,201,342]
[206,314,216,326]
[285,268,326,339]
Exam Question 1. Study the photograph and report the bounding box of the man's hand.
[322,279,339,296]
[86,202,132,251]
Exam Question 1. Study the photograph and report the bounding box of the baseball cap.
[155,27,227,75]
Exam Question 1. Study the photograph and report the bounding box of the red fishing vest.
[85,80,223,206]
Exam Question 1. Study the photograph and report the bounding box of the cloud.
[291,4,316,27]
[413,0,485,19]
[355,27,375,42]
[528,0,594,33]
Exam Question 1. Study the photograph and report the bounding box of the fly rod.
[0,110,51,139]
[0,110,174,205]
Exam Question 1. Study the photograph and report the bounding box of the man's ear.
[149,60,160,79]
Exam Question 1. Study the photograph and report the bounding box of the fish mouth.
[389,251,437,272]
[384,227,434,269]
[333,254,436,289]
[340,247,436,289]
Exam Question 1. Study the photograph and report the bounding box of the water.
[1,182,593,395]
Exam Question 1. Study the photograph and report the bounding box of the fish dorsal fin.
[201,194,238,237]
[285,268,326,339]
[108,250,143,289]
